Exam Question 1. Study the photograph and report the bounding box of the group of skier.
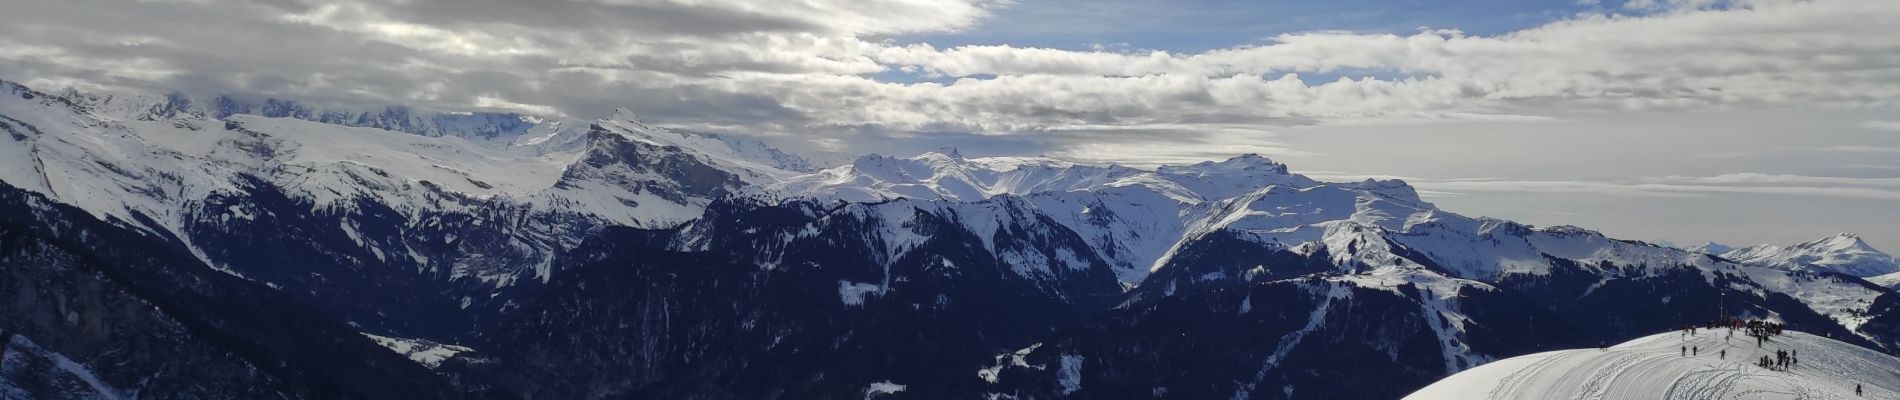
[1744,319,1786,346]
[1672,318,1873,396]
[1697,318,1786,347]
[1758,348,1797,371]
[1679,318,1796,367]
[1740,320,1786,339]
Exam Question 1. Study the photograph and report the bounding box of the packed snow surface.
[1407,330,1900,400]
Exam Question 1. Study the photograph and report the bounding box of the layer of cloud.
[1862,120,1900,132]
[1300,173,1900,201]
[3,0,1898,149]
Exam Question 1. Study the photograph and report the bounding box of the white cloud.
[1387,174,1900,201]
[1,0,1897,161]
[876,0,1900,116]
[1817,145,1900,154]
[1861,120,1900,132]
[1640,173,1900,188]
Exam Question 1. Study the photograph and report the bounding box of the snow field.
[1408,330,1900,400]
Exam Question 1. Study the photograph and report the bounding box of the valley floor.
[1408,330,1900,399]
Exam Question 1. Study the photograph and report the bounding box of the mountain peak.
[1823,232,1865,243]
[1685,241,1733,255]
[608,107,644,122]
[602,107,663,133]
[851,153,893,168]
[1794,232,1877,253]
[1230,153,1274,163]
[928,146,964,159]
[1722,232,1896,277]
[1156,154,1290,177]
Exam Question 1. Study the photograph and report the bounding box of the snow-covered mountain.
[0,78,821,338]
[1684,241,1734,255]
[760,149,1312,204]
[1407,330,1900,399]
[58,88,549,145]
[1720,233,1900,277]
[0,79,813,233]
[534,144,1892,398]
[7,77,1900,400]
[749,148,1889,340]
[4,79,819,233]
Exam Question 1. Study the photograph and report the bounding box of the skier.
[1682,346,1687,356]
[1693,346,1698,356]
[1857,384,1863,396]
[1719,349,1725,360]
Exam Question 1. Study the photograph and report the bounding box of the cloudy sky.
[2,0,1898,251]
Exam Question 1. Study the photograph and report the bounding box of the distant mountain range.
[4,78,1899,399]
[1687,234,1900,279]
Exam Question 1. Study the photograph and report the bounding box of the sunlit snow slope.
[1723,234,1900,278]
[1407,330,1900,400]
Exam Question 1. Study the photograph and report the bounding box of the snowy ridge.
[1872,272,1900,290]
[0,79,819,232]
[1168,181,1434,270]
[1135,178,1886,339]
[758,149,1313,204]
[1722,233,1900,277]
[1333,215,1888,337]
[745,140,1884,328]
[0,84,586,284]
[1407,330,1900,399]
[754,145,1759,300]
[1685,241,1735,256]
[0,79,820,287]
[55,87,551,145]
[759,149,1149,203]
[756,152,1333,284]
[591,109,807,183]
[758,197,1104,287]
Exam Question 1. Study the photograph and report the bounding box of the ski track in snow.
[1232,283,1344,400]
[1411,330,1900,400]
